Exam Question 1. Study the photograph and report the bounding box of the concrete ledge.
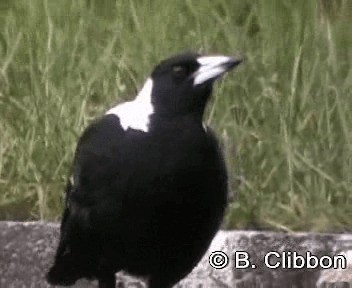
[1,222,352,287]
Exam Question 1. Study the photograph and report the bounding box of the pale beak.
[193,56,242,86]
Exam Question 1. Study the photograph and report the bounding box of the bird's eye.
[172,65,188,78]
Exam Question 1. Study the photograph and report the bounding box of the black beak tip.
[226,57,244,70]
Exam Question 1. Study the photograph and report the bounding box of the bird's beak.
[193,56,242,86]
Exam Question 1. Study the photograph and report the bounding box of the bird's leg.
[98,273,116,288]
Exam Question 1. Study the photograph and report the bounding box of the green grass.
[1,0,352,232]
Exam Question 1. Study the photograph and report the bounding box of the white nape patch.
[194,56,233,86]
[106,78,154,132]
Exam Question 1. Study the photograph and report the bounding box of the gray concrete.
[1,222,352,287]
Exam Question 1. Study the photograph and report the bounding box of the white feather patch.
[106,78,154,132]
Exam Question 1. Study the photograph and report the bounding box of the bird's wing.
[48,114,127,284]
[67,114,128,232]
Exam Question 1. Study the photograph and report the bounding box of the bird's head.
[147,52,242,117]
[107,52,242,133]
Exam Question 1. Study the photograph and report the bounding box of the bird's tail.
[46,250,81,286]
[47,219,98,285]
[47,182,97,285]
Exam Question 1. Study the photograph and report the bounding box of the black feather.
[47,52,241,288]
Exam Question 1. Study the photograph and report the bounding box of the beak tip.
[227,56,244,69]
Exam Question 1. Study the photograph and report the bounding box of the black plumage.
[47,52,241,288]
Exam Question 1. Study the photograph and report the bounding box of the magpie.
[47,52,242,288]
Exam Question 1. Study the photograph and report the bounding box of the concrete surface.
[1,222,352,287]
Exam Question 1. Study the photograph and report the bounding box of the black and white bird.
[47,52,241,288]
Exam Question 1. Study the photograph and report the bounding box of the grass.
[1,0,352,232]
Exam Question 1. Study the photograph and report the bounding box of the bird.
[47,52,242,288]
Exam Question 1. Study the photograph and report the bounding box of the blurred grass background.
[0,0,352,232]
